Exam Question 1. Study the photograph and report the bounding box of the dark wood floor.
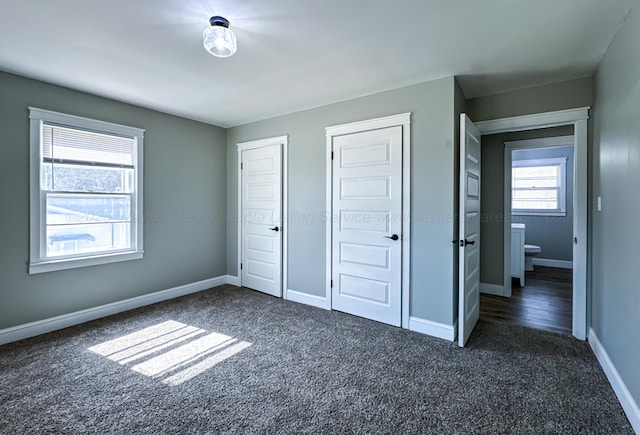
[480,266,573,334]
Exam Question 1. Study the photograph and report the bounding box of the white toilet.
[524,244,542,271]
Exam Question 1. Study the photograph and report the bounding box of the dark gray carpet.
[0,285,632,434]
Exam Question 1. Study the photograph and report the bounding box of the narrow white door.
[331,126,402,326]
[241,144,282,297]
[458,114,482,347]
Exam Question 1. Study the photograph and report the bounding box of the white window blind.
[42,123,135,168]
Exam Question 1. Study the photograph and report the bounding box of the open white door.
[458,114,482,347]
[240,144,282,297]
[331,126,403,326]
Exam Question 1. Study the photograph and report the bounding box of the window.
[29,108,144,273]
[512,157,567,216]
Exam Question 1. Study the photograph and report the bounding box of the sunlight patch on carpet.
[88,320,252,385]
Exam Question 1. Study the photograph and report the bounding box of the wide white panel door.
[241,144,282,297]
[458,114,481,347]
[332,126,402,326]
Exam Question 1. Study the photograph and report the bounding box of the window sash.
[40,189,137,262]
[512,158,567,216]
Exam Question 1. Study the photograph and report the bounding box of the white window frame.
[29,107,144,274]
[512,156,567,216]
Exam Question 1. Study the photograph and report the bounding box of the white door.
[241,144,282,297]
[458,114,482,347]
[331,126,402,326]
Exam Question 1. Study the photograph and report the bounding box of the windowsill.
[29,250,144,274]
[512,212,567,217]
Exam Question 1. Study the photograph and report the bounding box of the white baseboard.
[285,288,331,310]
[480,282,505,296]
[533,258,573,269]
[409,316,455,341]
[0,275,233,346]
[589,328,640,432]
[225,275,241,286]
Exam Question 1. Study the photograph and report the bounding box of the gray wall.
[480,127,574,284]
[467,77,593,122]
[227,77,460,325]
[512,145,574,262]
[592,1,640,408]
[0,72,228,330]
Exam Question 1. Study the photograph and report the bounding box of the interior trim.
[475,107,589,135]
[286,288,331,310]
[532,258,573,269]
[0,275,237,346]
[479,282,505,296]
[409,316,455,341]
[589,328,640,433]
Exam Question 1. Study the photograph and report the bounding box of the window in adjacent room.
[29,108,144,274]
[512,157,567,216]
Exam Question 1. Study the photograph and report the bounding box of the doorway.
[483,134,575,334]
[473,107,589,340]
[237,136,288,298]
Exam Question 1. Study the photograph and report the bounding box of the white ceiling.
[0,1,634,127]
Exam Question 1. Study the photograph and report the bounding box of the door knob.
[384,234,399,241]
[270,226,279,232]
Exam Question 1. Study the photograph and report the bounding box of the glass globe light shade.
[203,18,237,58]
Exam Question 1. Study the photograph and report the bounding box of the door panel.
[241,144,282,297]
[458,114,482,346]
[332,126,402,326]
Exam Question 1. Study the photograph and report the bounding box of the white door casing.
[331,126,403,326]
[458,114,482,347]
[238,137,287,297]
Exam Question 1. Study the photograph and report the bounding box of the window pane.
[513,200,559,210]
[513,165,558,178]
[47,194,131,225]
[512,189,558,200]
[43,164,133,193]
[513,177,558,188]
[46,222,131,257]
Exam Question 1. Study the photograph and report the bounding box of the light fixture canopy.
[203,16,237,58]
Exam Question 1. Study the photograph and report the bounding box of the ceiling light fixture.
[203,16,237,58]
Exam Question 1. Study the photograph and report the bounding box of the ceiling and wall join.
[0,0,633,127]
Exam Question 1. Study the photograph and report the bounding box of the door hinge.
[331,279,333,288]
[331,151,334,160]
[240,162,243,170]
[240,263,243,270]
